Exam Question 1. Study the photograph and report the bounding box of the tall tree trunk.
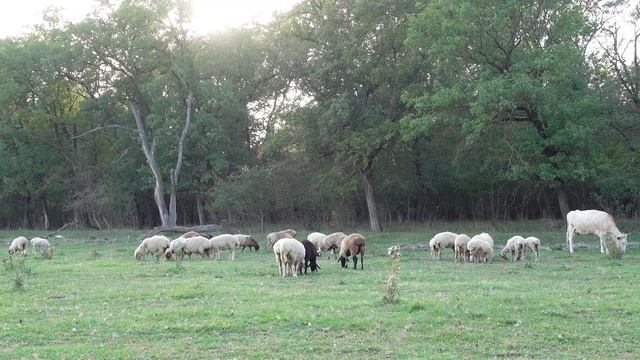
[196,195,206,225]
[23,195,31,229]
[130,102,170,227]
[556,187,570,220]
[134,195,144,229]
[168,90,193,227]
[360,168,383,232]
[42,197,50,230]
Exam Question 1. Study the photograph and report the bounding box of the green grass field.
[1,223,639,359]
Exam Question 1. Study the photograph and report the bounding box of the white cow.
[566,210,628,254]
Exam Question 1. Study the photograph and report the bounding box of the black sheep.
[301,240,320,274]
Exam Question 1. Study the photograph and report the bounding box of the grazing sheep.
[429,232,457,260]
[273,238,305,277]
[164,237,187,261]
[235,234,260,252]
[306,232,326,254]
[134,235,171,261]
[30,237,53,258]
[500,236,526,261]
[209,234,240,260]
[467,233,494,263]
[182,236,213,259]
[319,232,347,259]
[301,240,320,274]
[8,236,28,255]
[523,236,541,261]
[266,229,296,248]
[181,231,200,238]
[453,234,471,263]
[566,210,628,254]
[338,233,366,270]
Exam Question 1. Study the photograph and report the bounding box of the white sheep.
[566,210,628,254]
[467,233,494,263]
[306,232,326,254]
[181,236,213,259]
[429,232,457,260]
[453,234,471,263]
[8,236,28,255]
[266,229,296,248]
[134,235,170,261]
[164,237,187,260]
[30,237,53,259]
[523,236,541,261]
[319,232,347,259]
[500,236,525,261]
[273,237,305,277]
[209,234,240,260]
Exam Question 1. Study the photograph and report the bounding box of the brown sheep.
[181,231,200,238]
[235,234,260,252]
[266,229,297,248]
[338,233,366,270]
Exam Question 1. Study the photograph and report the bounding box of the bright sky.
[0,0,301,38]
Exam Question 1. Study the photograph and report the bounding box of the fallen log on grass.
[137,224,224,240]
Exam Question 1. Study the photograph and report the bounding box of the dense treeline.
[0,0,639,230]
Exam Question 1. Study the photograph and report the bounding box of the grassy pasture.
[1,223,639,359]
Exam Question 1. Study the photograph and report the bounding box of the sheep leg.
[360,252,363,270]
[241,245,245,252]
[276,255,282,276]
[352,255,358,270]
[230,248,235,261]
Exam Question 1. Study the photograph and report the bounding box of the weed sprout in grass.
[383,245,401,304]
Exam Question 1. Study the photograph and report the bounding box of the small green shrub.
[10,255,30,291]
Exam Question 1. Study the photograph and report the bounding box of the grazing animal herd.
[4,210,631,273]
[129,229,366,277]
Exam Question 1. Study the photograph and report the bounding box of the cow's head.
[616,233,629,253]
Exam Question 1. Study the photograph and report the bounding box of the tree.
[270,0,420,231]
[66,0,197,227]
[404,0,611,218]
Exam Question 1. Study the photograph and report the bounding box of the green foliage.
[5,254,31,291]
[0,0,639,228]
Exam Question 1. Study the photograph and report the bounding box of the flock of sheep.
[132,229,367,277]
[5,209,631,274]
[8,236,53,258]
[429,209,630,262]
[428,231,541,263]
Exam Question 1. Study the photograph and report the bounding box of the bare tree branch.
[72,124,141,139]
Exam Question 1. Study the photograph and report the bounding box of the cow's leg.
[567,227,575,253]
[599,235,608,254]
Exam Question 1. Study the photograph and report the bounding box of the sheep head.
[310,261,320,272]
[338,256,350,268]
